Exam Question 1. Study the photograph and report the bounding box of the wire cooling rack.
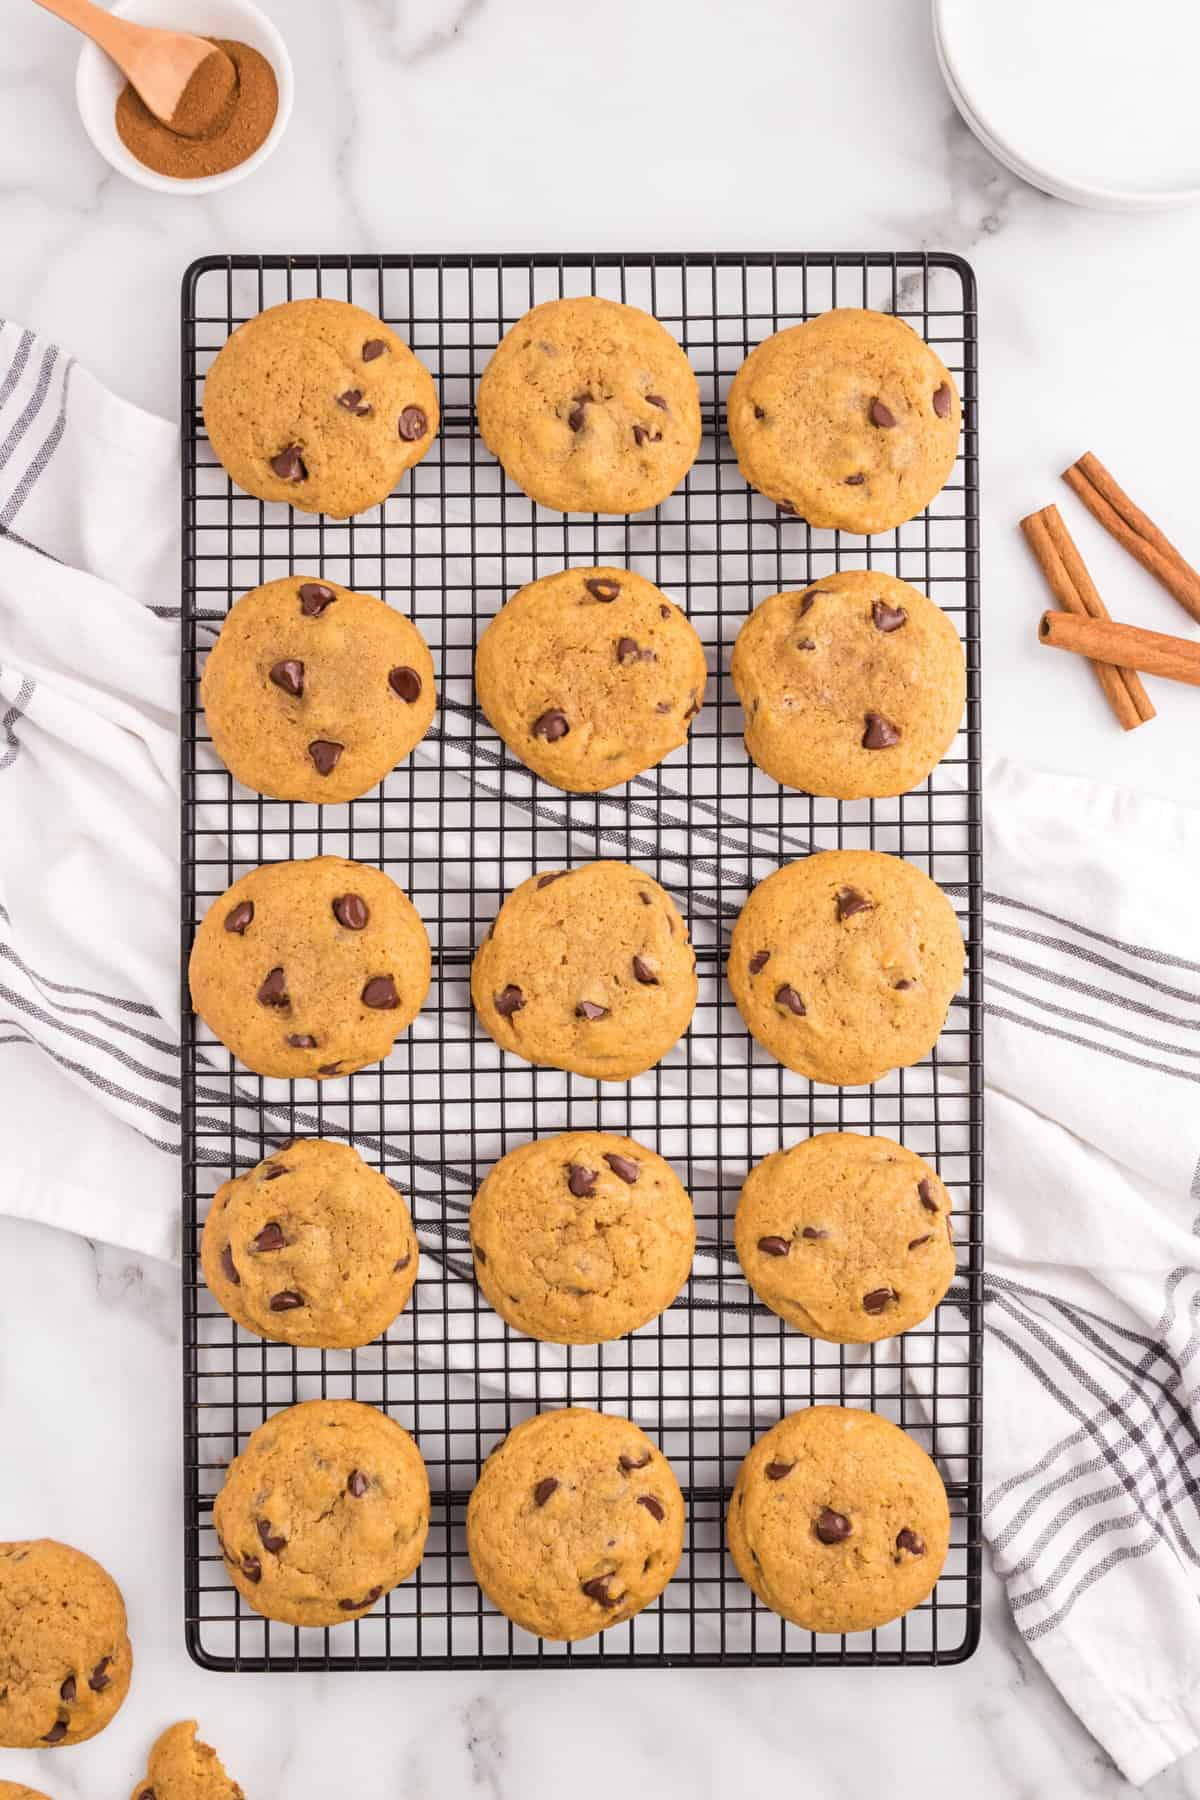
[181,251,982,1671]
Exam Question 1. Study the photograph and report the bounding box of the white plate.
[934,0,1200,210]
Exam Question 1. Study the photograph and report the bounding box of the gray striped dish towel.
[3,322,1199,1785]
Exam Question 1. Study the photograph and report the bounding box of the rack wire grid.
[181,250,982,1672]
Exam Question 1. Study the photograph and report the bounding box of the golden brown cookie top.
[212,1400,429,1629]
[477,297,701,514]
[203,298,438,519]
[201,575,436,803]
[128,1720,244,1800]
[726,308,961,534]
[188,856,431,1081]
[0,1784,54,1799]
[730,571,965,799]
[727,1406,950,1634]
[0,1539,131,1750]
[470,1132,695,1344]
[475,566,706,792]
[201,1138,419,1349]
[466,1408,684,1641]
[728,850,965,1087]
[471,862,697,1082]
[735,1133,956,1342]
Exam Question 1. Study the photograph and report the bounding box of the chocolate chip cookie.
[727,309,961,534]
[731,571,966,798]
[727,1406,950,1634]
[213,1399,429,1627]
[0,1540,131,1749]
[475,566,706,792]
[728,850,964,1086]
[201,576,436,803]
[470,1132,695,1344]
[0,1784,52,1798]
[201,1138,419,1348]
[735,1133,955,1342]
[188,855,431,1080]
[128,1721,244,1800]
[471,862,697,1081]
[203,298,439,519]
[467,1408,684,1641]
[477,297,701,514]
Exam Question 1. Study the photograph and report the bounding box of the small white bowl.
[75,0,292,196]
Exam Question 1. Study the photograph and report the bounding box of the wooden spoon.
[32,0,236,135]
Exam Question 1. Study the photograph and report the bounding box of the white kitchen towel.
[2,327,1199,1786]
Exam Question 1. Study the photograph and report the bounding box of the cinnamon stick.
[1039,610,1200,687]
[1019,504,1155,730]
[1062,452,1200,627]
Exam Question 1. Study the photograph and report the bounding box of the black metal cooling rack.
[180,251,982,1672]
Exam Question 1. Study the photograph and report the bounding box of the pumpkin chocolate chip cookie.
[0,1539,131,1749]
[477,296,701,514]
[201,1139,419,1348]
[203,298,439,519]
[201,575,436,803]
[188,855,431,1080]
[128,1720,244,1800]
[735,1133,955,1342]
[467,1408,684,1641]
[471,862,697,1081]
[213,1400,429,1627]
[727,1406,950,1634]
[475,566,706,792]
[727,308,961,535]
[728,850,964,1086]
[470,1132,695,1343]
[731,571,965,798]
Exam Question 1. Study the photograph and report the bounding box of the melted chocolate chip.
[581,1576,617,1607]
[637,1494,665,1521]
[632,955,658,985]
[567,394,591,432]
[220,1244,239,1286]
[908,1233,933,1250]
[269,1291,304,1312]
[561,1169,598,1206]
[660,604,671,619]
[646,394,669,411]
[398,406,428,441]
[362,339,388,361]
[241,1554,262,1582]
[318,1061,343,1075]
[919,1178,939,1213]
[775,984,806,1016]
[308,739,344,776]
[348,1469,369,1498]
[532,709,569,741]
[798,594,816,617]
[896,1527,926,1557]
[895,978,917,991]
[616,636,655,665]
[863,1286,896,1314]
[844,472,865,486]
[537,871,569,891]
[933,382,952,419]
[872,598,908,633]
[619,1451,652,1472]
[287,1033,317,1048]
[814,1507,852,1544]
[362,975,399,1009]
[494,984,524,1017]
[836,886,872,921]
[254,1222,286,1251]
[336,388,372,416]
[748,949,771,974]
[534,1477,559,1506]
[270,446,306,483]
[388,666,422,703]
[89,1659,111,1692]
[257,967,289,1008]
[870,398,897,429]
[42,1720,68,1744]
[802,1226,829,1240]
[765,1461,794,1481]
[575,999,608,1020]
[862,711,901,750]
[257,1518,286,1553]
[796,637,817,651]
[632,423,662,447]
[757,1235,789,1257]
[299,583,336,616]
[334,893,370,930]
[60,1675,76,1703]
[604,1153,640,1185]
[473,1243,487,1264]
[225,900,254,934]
[754,404,766,420]
[585,577,621,602]
[339,1587,382,1611]
[394,1252,412,1271]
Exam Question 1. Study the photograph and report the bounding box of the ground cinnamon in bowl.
[115,37,277,179]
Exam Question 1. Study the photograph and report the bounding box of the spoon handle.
[30,0,155,68]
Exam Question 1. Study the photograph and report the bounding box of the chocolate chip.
[774,984,806,1016]
[538,870,569,889]
[334,893,370,930]
[88,1658,111,1692]
[473,1243,487,1264]
[919,1179,939,1213]
[269,1291,304,1311]
[933,382,952,419]
[398,406,428,441]
[798,594,816,617]
[632,423,661,447]
[581,1576,618,1607]
[757,1235,789,1257]
[270,446,306,482]
[655,701,672,713]
[262,1164,289,1180]
[534,1477,559,1506]
[308,739,344,776]
[754,405,766,420]
[896,1527,926,1557]
[765,1461,794,1481]
[585,577,621,602]
[908,1234,933,1250]
[748,949,771,974]
[777,499,796,516]
[863,1286,896,1314]
[567,394,591,432]
[494,984,524,1017]
[870,398,897,429]
[632,955,658,985]
[796,637,816,651]
[862,711,901,750]
[225,900,254,934]
[336,388,372,415]
[640,892,653,904]
[339,1586,382,1610]
[802,1226,829,1240]
[60,1675,76,1702]
[659,604,671,619]
[895,978,916,991]
[872,598,908,633]
[42,1720,67,1744]
[299,583,336,616]
[362,339,388,361]
[845,472,865,486]
[646,394,669,411]
[575,999,608,1020]
[257,1518,286,1553]
[568,1164,598,1196]
[604,1153,640,1185]
[318,1061,343,1075]
[618,635,655,665]
[532,709,569,741]
[684,691,700,720]
[393,1252,411,1271]
[241,1554,262,1582]
[348,1469,369,1498]
[637,1494,665,1521]
[220,1244,239,1286]
[619,1451,651,1472]
[836,886,872,921]
[253,1222,286,1251]
[362,975,399,1009]
[257,967,288,1007]
[815,1507,852,1544]
[388,665,422,703]
[287,1033,317,1048]
[138,1791,156,1800]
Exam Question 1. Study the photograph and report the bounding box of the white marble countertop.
[2,2,1199,1797]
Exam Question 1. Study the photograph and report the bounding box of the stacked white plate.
[933,0,1200,211]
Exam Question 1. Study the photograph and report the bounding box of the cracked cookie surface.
[128,1720,244,1800]
[467,1408,684,1641]
[475,566,706,792]
[201,1138,419,1348]
[203,297,439,519]
[477,297,701,514]
[201,575,436,803]
[212,1399,429,1627]
[727,1406,949,1634]
[0,1539,131,1749]
[731,570,965,799]
[188,855,431,1080]
[728,850,964,1086]
[735,1132,955,1342]
[470,1132,695,1344]
[727,308,961,535]
[471,862,697,1081]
